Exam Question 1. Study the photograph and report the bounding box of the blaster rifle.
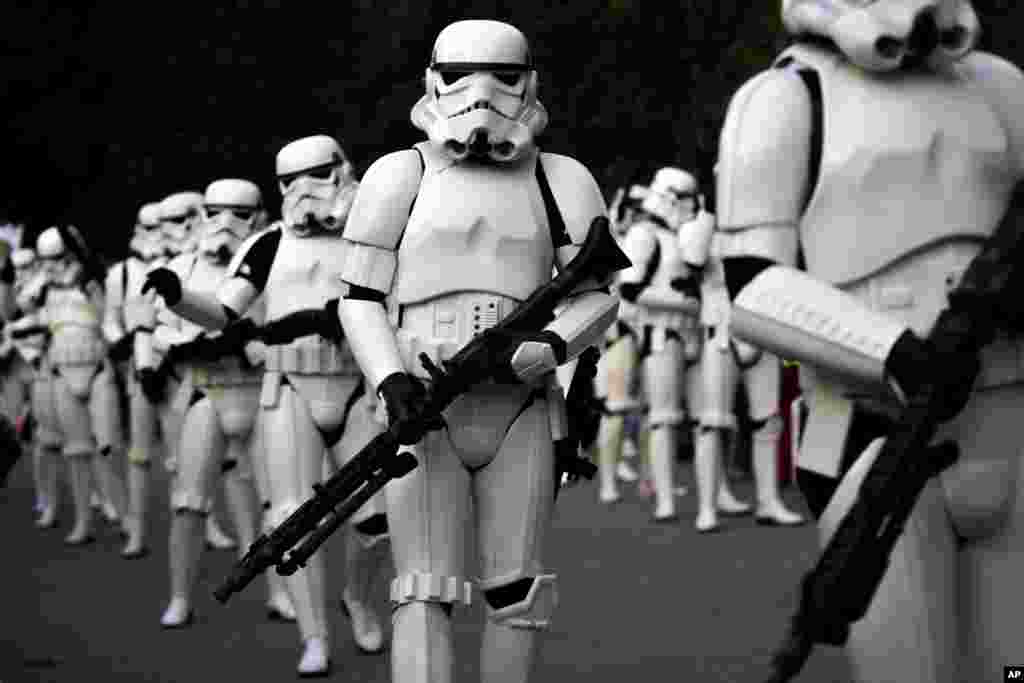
[764,201,1024,682]
[214,215,631,604]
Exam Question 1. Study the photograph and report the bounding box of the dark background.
[2,1,1022,257]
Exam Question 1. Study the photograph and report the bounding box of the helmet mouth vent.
[874,36,904,60]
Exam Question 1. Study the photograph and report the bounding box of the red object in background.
[778,362,801,485]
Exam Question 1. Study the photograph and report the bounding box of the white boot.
[65,456,95,545]
[753,418,805,526]
[161,510,203,628]
[648,424,677,522]
[596,415,623,504]
[204,513,237,550]
[35,448,60,529]
[160,595,193,628]
[693,427,720,533]
[340,527,386,654]
[297,635,331,677]
[121,463,149,558]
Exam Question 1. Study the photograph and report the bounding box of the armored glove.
[617,281,644,303]
[108,334,134,363]
[142,268,182,306]
[670,275,702,301]
[377,372,444,445]
[136,367,168,403]
[883,325,980,423]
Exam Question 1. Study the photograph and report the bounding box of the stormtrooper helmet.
[159,192,204,253]
[411,20,548,163]
[782,0,979,71]
[641,168,699,230]
[609,184,650,235]
[36,227,81,284]
[198,179,262,264]
[276,135,356,234]
[11,248,37,286]
[131,202,164,261]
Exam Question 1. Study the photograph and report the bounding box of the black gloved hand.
[377,372,444,445]
[136,367,167,403]
[618,282,643,303]
[142,268,182,306]
[108,334,134,363]
[883,326,979,423]
[670,276,702,301]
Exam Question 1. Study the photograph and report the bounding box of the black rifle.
[764,204,1024,682]
[213,215,631,604]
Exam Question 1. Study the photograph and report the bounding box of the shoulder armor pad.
[716,67,813,231]
[957,51,1024,176]
[537,153,607,245]
[619,222,658,284]
[166,253,196,279]
[343,149,423,249]
[227,226,282,289]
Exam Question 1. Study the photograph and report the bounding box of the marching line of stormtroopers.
[5,2,1022,681]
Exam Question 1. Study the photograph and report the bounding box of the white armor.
[156,178,268,627]
[159,192,204,257]
[686,221,805,532]
[29,227,128,545]
[718,2,1024,680]
[616,168,702,522]
[130,202,164,262]
[150,142,389,674]
[336,20,618,683]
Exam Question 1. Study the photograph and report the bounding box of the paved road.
[1,457,852,683]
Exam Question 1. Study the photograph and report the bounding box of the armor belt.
[264,340,360,376]
[190,359,262,389]
[397,292,520,380]
[49,335,105,366]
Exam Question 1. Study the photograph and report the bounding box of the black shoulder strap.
[535,155,572,249]
[794,68,823,215]
[395,147,427,252]
[121,260,128,295]
[641,235,661,288]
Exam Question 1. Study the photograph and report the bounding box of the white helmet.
[641,168,699,230]
[782,0,979,72]
[411,20,548,163]
[198,179,263,262]
[159,191,204,248]
[136,202,162,230]
[276,135,356,233]
[36,227,65,260]
[11,248,36,270]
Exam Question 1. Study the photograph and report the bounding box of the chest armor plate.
[800,53,1016,285]
[46,286,99,330]
[395,144,554,304]
[123,258,157,331]
[264,231,347,323]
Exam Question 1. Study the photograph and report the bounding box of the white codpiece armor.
[337,21,617,677]
[717,3,1024,678]
[616,167,702,523]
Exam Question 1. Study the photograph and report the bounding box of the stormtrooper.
[715,1,1024,680]
[5,247,53,519]
[321,20,620,683]
[144,179,295,629]
[679,183,804,532]
[142,191,240,552]
[144,136,389,676]
[616,167,704,521]
[19,227,128,545]
[591,184,647,504]
[103,201,167,557]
